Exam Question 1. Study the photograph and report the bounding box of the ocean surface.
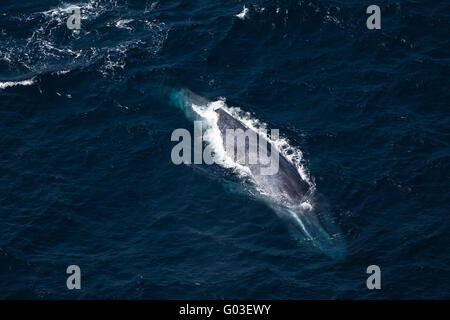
[0,0,449,299]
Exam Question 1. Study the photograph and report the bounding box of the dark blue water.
[1,0,449,299]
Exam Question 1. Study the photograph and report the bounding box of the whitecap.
[0,78,35,89]
[236,6,249,19]
[55,70,70,75]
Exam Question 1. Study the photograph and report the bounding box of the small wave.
[55,69,71,75]
[115,19,134,30]
[1,0,167,77]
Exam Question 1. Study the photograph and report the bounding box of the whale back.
[215,107,310,205]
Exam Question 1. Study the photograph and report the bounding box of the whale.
[172,88,346,259]
[180,88,311,204]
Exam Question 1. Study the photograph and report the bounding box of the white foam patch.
[0,78,35,89]
[55,70,70,75]
[300,201,313,211]
[236,6,249,19]
[190,100,252,178]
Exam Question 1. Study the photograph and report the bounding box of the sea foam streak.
[0,78,35,89]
